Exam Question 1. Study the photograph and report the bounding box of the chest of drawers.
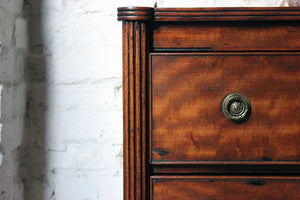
[118,7,300,200]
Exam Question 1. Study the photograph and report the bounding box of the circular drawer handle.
[221,93,251,122]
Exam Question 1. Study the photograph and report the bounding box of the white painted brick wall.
[0,0,289,200]
[23,1,156,200]
[39,1,155,199]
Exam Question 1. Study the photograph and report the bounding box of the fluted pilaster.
[118,7,153,200]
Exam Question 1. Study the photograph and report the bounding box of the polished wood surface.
[118,7,154,21]
[120,8,152,199]
[152,164,300,174]
[151,53,300,163]
[154,7,300,21]
[153,21,300,51]
[151,176,300,200]
[118,7,300,200]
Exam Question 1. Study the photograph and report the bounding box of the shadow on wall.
[22,0,48,199]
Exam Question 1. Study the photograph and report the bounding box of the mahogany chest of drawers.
[118,7,300,200]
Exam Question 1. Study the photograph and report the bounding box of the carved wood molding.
[120,9,152,199]
[118,7,154,21]
[155,7,300,21]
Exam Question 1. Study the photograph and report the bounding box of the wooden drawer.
[151,53,300,164]
[153,21,300,52]
[151,176,300,200]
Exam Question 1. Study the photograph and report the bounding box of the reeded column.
[118,7,154,200]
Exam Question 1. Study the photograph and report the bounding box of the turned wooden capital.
[117,7,154,21]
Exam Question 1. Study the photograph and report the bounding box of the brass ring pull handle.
[221,93,251,122]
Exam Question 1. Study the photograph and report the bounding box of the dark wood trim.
[118,7,154,21]
[151,161,300,165]
[151,175,300,180]
[122,19,151,200]
[155,7,300,21]
[150,52,300,56]
[148,52,153,167]
[152,164,300,174]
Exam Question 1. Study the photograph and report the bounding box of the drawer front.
[151,176,300,200]
[151,53,300,163]
[153,21,300,51]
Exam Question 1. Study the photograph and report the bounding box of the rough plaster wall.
[0,0,27,199]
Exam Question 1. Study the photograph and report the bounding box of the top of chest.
[118,7,300,52]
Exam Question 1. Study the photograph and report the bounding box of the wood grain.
[118,7,153,21]
[151,53,300,163]
[118,7,300,200]
[153,21,300,51]
[123,20,150,200]
[151,176,300,200]
[154,7,300,21]
[152,164,300,174]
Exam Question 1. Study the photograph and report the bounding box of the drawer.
[153,21,300,51]
[151,53,300,164]
[151,176,300,200]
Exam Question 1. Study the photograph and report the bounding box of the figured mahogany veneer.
[153,21,300,51]
[151,176,300,200]
[118,7,300,200]
[151,53,300,164]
